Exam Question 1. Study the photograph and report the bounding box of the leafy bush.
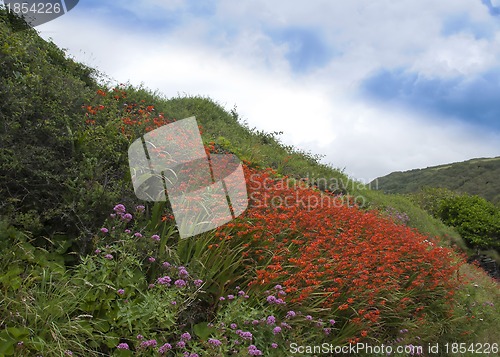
[437,195,500,250]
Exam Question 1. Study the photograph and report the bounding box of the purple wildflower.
[178,268,189,278]
[238,331,253,341]
[117,343,129,350]
[180,332,191,341]
[122,213,133,222]
[104,254,113,260]
[100,227,108,233]
[248,345,263,356]
[208,338,222,347]
[286,310,296,319]
[273,326,282,334]
[140,339,157,348]
[174,279,187,288]
[266,295,277,304]
[151,234,160,241]
[158,343,172,354]
[266,316,276,325]
[157,276,171,285]
[113,204,126,214]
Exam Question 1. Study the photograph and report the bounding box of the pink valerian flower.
[100,227,108,233]
[157,276,171,285]
[136,205,145,212]
[271,343,278,348]
[266,316,276,325]
[193,279,203,287]
[180,332,192,341]
[151,234,160,241]
[176,341,186,348]
[124,229,131,234]
[162,261,171,268]
[266,295,276,304]
[94,249,101,254]
[305,315,313,321]
[122,213,133,222]
[117,343,129,350]
[148,257,156,262]
[248,345,263,356]
[174,279,187,288]
[237,331,252,341]
[140,339,157,348]
[273,326,282,335]
[227,294,235,300]
[208,338,222,347]
[117,289,125,295]
[158,343,172,354]
[134,232,143,238]
[113,204,126,214]
[104,254,113,260]
[286,310,296,318]
[178,268,189,278]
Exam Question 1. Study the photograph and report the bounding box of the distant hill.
[372,157,500,206]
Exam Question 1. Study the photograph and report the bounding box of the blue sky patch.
[441,13,493,39]
[361,68,500,131]
[267,27,335,73]
[481,0,500,16]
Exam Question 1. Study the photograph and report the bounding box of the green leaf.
[193,322,215,341]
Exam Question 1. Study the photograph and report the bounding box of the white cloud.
[411,33,498,78]
[36,0,500,181]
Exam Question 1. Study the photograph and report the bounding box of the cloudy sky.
[30,0,500,181]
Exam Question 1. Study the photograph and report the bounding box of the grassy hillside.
[372,157,500,206]
[1,10,499,356]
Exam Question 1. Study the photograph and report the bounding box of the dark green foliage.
[437,194,500,250]
[409,188,500,250]
[373,157,500,206]
[0,10,134,251]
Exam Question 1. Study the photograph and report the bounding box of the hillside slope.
[372,157,500,206]
[0,7,465,250]
[1,10,499,356]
